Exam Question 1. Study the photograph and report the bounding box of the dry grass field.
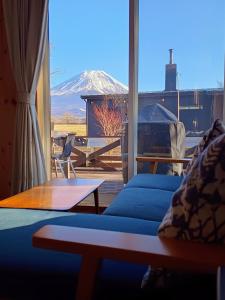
[53,123,87,136]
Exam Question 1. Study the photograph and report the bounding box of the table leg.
[93,188,99,214]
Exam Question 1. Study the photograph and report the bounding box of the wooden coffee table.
[0,178,104,214]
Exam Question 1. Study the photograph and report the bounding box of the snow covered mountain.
[51,70,128,117]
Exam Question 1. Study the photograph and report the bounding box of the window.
[49,0,128,182]
[137,0,225,174]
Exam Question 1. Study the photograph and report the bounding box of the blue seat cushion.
[0,208,159,299]
[125,174,183,191]
[104,187,172,221]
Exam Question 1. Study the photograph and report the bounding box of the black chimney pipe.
[165,49,177,91]
[169,48,174,64]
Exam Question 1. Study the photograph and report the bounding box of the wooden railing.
[52,135,199,174]
[69,136,122,171]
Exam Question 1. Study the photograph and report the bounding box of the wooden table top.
[0,178,104,211]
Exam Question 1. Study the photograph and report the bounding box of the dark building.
[82,50,223,137]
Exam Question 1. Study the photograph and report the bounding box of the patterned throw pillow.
[142,130,225,291]
[184,119,225,175]
[158,132,225,243]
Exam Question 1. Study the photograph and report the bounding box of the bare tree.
[93,95,126,137]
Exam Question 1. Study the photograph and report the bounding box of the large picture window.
[137,0,225,175]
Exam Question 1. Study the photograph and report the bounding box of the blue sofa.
[0,173,215,299]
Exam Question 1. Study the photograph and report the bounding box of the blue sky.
[49,0,225,91]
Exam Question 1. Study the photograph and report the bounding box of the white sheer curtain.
[2,0,48,193]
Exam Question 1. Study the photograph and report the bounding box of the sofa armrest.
[136,156,191,174]
[33,225,225,300]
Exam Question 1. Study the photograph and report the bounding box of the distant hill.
[51,70,128,117]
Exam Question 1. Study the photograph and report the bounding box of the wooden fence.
[70,137,122,171]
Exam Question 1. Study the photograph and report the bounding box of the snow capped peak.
[51,70,128,96]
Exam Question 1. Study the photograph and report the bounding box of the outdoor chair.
[51,134,76,178]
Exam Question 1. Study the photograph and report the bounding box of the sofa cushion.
[125,173,183,191]
[185,119,225,174]
[104,187,172,222]
[158,133,225,243]
[0,208,158,299]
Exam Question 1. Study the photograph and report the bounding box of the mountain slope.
[51,70,128,117]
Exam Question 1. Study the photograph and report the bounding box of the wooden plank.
[33,225,225,273]
[71,158,86,168]
[68,136,121,139]
[69,155,80,159]
[88,139,120,160]
[71,147,86,157]
[89,160,117,171]
[91,155,122,161]
[138,156,190,174]
[71,148,86,167]
[136,156,191,164]
[74,167,122,172]
[89,160,122,168]
[103,163,122,168]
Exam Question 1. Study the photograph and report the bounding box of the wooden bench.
[33,225,225,300]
